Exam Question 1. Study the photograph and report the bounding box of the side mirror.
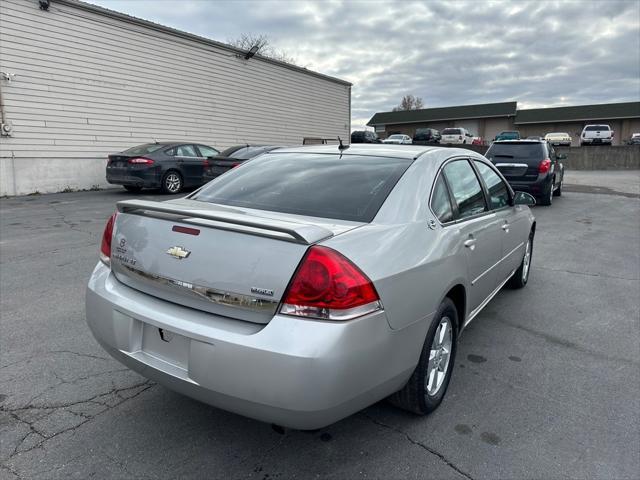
[556,153,567,160]
[514,191,536,206]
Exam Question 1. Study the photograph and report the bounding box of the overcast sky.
[92,0,640,129]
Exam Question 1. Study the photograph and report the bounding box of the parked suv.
[580,125,614,145]
[351,130,380,143]
[441,128,472,144]
[412,128,441,144]
[485,140,565,206]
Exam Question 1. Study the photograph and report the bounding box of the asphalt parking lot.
[1,173,639,480]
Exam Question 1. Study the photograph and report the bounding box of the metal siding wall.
[0,0,350,194]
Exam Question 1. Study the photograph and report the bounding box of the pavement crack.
[47,202,96,238]
[362,413,474,480]
[536,265,638,281]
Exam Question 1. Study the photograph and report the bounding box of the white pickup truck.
[580,124,614,145]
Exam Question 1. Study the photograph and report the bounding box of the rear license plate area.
[141,324,189,369]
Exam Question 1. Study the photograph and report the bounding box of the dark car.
[485,140,565,206]
[106,142,220,194]
[494,131,521,141]
[203,145,283,182]
[412,128,441,144]
[350,130,380,143]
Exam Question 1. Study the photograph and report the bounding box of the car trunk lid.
[110,199,363,324]
[487,143,545,181]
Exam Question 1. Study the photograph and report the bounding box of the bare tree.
[227,33,297,65]
[392,94,424,111]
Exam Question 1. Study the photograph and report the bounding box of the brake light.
[203,159,210,168]
[231,162,241,168]
[128,157,154,165]
[458,136,462,140]
[100,213,117,265]
[280,246,381,320]
[538,158,551,174]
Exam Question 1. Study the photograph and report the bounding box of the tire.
[507,234,533,289]
[161,170,183,194]
[538,180,553,206]
[389,298,458,415]
[553,176,563,197]
[123,185,142,193]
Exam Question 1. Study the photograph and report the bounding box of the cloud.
[91,0,640,129]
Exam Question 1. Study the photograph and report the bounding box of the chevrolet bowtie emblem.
[166,246,191,260]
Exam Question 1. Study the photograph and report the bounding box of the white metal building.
[0,0,351,195]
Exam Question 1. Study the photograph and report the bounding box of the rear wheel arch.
[444,284,466,333]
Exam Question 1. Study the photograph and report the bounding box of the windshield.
[547,132,568,136]
[222,146,273,160]
[122,143,165,155]
[442,129,461,135]
[486,143,545,161]
[192,153,412,222]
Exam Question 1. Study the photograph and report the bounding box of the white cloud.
[90,0,640,129]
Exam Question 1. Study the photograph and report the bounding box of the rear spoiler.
[116,199,334,245]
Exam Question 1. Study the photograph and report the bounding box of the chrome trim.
[495,163,528,168]
[464,269,517,330]
[471,241,524,286]
[117,264,279,313]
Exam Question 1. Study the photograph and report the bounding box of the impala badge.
[166,246,191,260]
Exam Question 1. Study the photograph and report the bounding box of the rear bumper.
[86,263,426,429]
[581,138,612,144]
[506,176,553,197]
[106,168,160,188]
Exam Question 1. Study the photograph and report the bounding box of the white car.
[545,132,572,146]
[382,134,412,145]
[580,125,614,146]
[441,128,472,144]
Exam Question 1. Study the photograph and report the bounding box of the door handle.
[464,238,476,250]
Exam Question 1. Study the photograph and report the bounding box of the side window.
[165,147,176,156]
[473,161,510,209]
[443,160,487,219]
[430,174,454,223]
[198,145,219,157]
[176,145,198,157]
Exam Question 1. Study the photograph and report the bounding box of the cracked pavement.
[1,176,639,479]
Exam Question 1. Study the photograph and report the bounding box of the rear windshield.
[122,143,164,155]
[388,135,404,140]
[585,125,610,131]
[486,143,545,161]
[191,153,412,222]
[442,128,461,135]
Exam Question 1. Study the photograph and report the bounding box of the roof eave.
[368,113,516,126]
[515,115,640,124]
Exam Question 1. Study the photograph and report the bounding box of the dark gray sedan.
[106,142,220,194]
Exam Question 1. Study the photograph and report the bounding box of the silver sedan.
[86,144,536,429]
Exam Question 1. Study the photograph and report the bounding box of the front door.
[174,144,203,186]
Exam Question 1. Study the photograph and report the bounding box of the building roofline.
[515,115,640,124]
[368,113,515,126]
[55,0,352,87]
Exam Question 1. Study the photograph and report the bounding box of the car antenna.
[338,137,349,151]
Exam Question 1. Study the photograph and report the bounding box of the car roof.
[492,139,545,144]
[267,144,454,160]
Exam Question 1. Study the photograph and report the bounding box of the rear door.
[172,145,205,186]
[442,159,503,312]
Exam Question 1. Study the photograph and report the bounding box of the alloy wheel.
[522,238,532,283]
[165,173,182,193]
[426,317,453,396]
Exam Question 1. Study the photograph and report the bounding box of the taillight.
[458,136,462,140]
[538,158,551,174]
[280,246,382,321]
[231,162,241,168]
[203,159,210,168]
[128,157,154,165]
[100,213,117,265]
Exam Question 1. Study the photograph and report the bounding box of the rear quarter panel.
[322,148,469,332]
